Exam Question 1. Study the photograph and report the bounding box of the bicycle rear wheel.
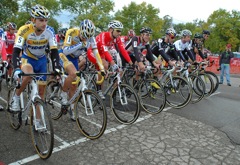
[139,78,166,114]
[204,71,219,93]
[76,90,107,139]
[29,97,54,159]
[110,83,140,124]
[164,76,192,109]
[45,80,63,120]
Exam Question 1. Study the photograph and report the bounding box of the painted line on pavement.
[208,92,221,97]
[8,113,155,165]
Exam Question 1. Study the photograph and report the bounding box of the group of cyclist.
[0,4,211,120]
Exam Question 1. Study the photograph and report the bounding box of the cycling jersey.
[14,24,57,60]
[0,39,7,61]
[125,36,155,64]
[190,39,206,60]
[174,39,194,62]
[62,28,103,70]
[151,37,178,62]
[96,32,131,63]
[3,31,16,55]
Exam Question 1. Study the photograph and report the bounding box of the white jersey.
[174,39,190,51]
[14,24,57,60]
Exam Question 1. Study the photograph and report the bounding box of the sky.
[57,0,240,28]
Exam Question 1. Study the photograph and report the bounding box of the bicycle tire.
[76,89,107,139]
[110,83,140,124]
[29,97,54,159]
[198,73,214,97]
[204,71,219,93]
[138,78,166,114]
[164,76,192,109]
[6,85,21,130]
[189,74,205,104]
[45,79,63,120]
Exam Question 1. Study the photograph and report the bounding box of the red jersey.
[120,36,129,46]
[0,39,7,60]
[96,32,131,63]
[3,31,16,55]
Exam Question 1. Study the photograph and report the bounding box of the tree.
[205,9,240,52]
[60,0,114,30]
[114,2,163,39]
[0,0,18,26]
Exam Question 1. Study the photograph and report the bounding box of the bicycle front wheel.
[76,90,107,140]
[110,83,140,124]
[189,74,205,104]
[164,76,192,109]
[29,97,54,159]
[139,79,166,114]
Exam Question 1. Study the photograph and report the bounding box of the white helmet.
[180,29,192,37]
[80,19,95,39]
[108,20,123,29]
[30,4,50,19]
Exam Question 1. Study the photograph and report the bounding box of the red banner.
[196,55,240,74]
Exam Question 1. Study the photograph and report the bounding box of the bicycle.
[102,66,140,124]
[122,65,166,114]
[6,72,55,159]
[45,69,107,140]
[178,62,206,104]
[158,66,192,109]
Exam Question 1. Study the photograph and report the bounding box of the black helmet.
[194,33,203,39]
[202,30,210,35]
[140,27,152,34]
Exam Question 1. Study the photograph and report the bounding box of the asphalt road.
[0,75,240,164]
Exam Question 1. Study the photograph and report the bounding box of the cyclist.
[174,29,194,63]
[151,28,178,67]
[11,3,60,124]
[189,33,207,61]
[2,22,17,81]
[125,27,160,71]
[202,30,210,43]
[56,28,67,50]
[60,19,105,120]
[94,20,133,99]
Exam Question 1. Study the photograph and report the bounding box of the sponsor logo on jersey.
[19,27,30,36]
[27,39,48,45]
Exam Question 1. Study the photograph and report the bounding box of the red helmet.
[128,29,136,38]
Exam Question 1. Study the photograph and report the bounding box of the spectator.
[219,44,234,86]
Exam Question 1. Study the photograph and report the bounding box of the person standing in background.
[219,44,234,86]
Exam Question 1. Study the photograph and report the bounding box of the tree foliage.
[114,2,163,39]
[59,0,114,30]
[0,0,18,26]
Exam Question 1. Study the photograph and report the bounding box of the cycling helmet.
[58,28,68,36]
[108,20,123,29]
[7,22,17,30]
[140,27,152,34]
[165,28,176,37]
[180,29,192,37]
[30,4,50,19]
[194,33,203,39]
[128,29,136,37]
[202,30,210,35]
[80,19,95,39]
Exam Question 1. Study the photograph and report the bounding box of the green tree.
[0,0,18,26]
[207,9,240,52]
[114,2,163,39]
[60,0,114,30]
